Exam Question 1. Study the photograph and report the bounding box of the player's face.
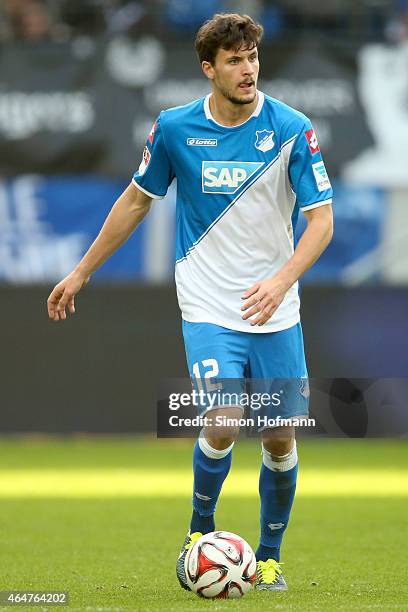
[209,46,259,105]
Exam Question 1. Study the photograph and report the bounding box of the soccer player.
[47,13,333,592]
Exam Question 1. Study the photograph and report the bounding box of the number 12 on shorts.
[192,359,222,393]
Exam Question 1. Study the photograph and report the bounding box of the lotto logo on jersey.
[187,138,217,146]
[202,161,264,194]
[305,128,320,154]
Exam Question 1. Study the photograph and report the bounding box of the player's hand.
[47,270,90,321]
[240,275,291,326]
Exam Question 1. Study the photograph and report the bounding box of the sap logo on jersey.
[202,161,264,194]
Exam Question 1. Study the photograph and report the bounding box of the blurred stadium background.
[0,0,408,432]
[0,2,407,610]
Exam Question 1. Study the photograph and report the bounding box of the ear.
[202,61,215,81]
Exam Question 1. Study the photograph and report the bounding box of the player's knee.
[205,433,238,451]
[203,406,242,449]
[205,422,240,450]
[262,427,295,456]
[263,438,293,456]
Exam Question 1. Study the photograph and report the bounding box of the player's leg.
[177,408,242,591]
[190,404,242,535]
[257,425,298,564]
[177,321,248,590]
[248,322,308,590]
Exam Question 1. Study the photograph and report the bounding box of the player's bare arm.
[241,204,333,326]
[47,183,152,321]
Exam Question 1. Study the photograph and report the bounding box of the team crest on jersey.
[254,130,275,152]
[202,160,264,194]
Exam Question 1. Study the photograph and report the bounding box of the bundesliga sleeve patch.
[312,161,331,192]
[138,146,151,175]
[305,128,320,155]
[148,121,157,145]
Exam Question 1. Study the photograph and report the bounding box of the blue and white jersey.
[133,91,333,332]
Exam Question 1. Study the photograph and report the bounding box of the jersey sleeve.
[132,112,175,199]
[288,119,333,211]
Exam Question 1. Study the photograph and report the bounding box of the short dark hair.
[195,13,264,65]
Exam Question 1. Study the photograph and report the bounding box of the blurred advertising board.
[0,175,175,283]
[1,284,407,433]
[0,36,382,179]
[0,175,385,284]
[297,182,387,283]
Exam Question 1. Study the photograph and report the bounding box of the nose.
[242,59,255,76]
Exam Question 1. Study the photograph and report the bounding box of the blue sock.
[256,442,298,562]
[189,437,233,535]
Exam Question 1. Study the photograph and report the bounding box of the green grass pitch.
[0,437,407,611]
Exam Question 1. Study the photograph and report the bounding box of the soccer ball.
[184,531,257,598]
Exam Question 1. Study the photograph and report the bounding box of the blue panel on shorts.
[182,321,309,424]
